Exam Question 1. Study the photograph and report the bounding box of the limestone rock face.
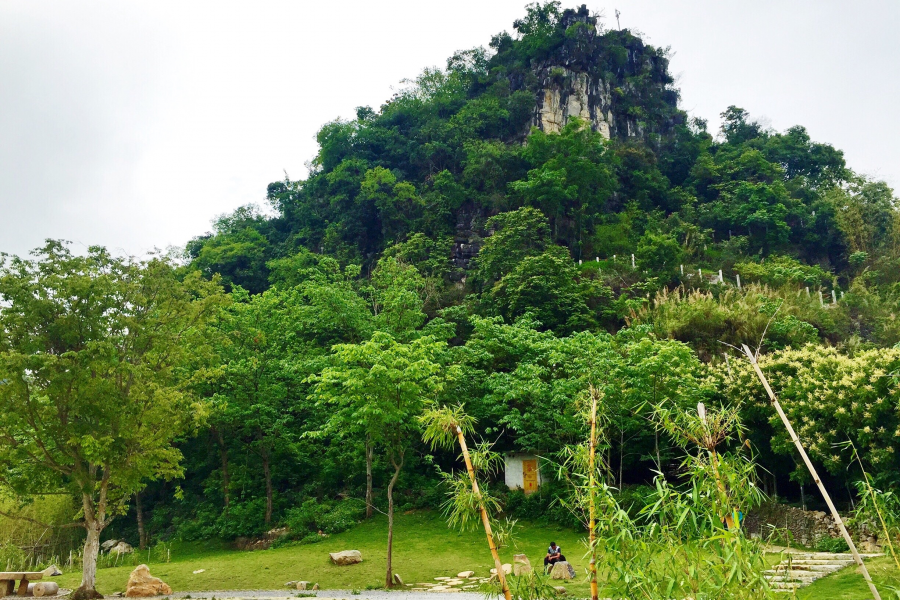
[534,68,611,138]
[329,550,363,565]
[125,565,172,597]
[549,561,575,580]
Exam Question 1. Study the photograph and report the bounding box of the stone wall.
[745,502,883,552]
[744,502,843,547]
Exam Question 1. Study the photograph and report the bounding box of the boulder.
[456,571,475,578]
[312,584,319,591]
[41,565,63,577]
[554,586,567,595]
[489,564,512,576]
[100,540,119,551]
[33,582,60,597]
[393,573,403,586]
[284,582,298,588]
[125,565,173,597]
[549,561,574,580]
[296,582,310,591]
[329,550,362,565]
[110,541,134,555]
[513,554,532,576]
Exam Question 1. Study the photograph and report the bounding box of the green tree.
[310,333,453,586]
[0,241,224,599]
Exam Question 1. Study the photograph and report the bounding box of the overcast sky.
[1,0,897,257]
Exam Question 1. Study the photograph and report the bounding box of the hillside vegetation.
[2,2,899,597]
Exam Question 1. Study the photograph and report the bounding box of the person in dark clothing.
[543,542,566,572]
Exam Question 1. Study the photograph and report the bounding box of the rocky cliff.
[518,7,683,141]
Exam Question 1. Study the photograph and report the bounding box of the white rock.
[550,561,574,580]
[456,571,475,578]
[329,550,362,565]
[110,541,134,555]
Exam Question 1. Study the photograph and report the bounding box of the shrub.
[815,536,849,553]
[285,499,364,537]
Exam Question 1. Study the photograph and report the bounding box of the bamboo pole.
[456,426,512,600]
[741,344,882,600]
[589,390,599,600]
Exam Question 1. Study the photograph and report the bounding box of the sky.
[1,0,898,257]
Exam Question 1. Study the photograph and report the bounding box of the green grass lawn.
[53,511,900,599]
[55,511,594,596]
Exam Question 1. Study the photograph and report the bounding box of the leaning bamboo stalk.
[456,426,512,600]
[741,344,881,600]
[588,389,599,600]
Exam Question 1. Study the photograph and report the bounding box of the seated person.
[543,542,566,571]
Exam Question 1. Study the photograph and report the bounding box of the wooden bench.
[0,572,43,597]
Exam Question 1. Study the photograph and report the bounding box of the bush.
[815,536,849,553]
[0,541,26,571]
[285,499,365,537]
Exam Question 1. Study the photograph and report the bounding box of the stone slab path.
[764,552,881,593]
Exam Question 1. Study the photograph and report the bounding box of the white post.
[613,254,616,261]
[841,291,845,299]
[579,259,582,265]
[680,264,684,275]
[718,269,723,284]
[698,268,702,279]
[631,254,635,269]
[806,287,810,298]
[832,290,837,304]
[819,290,824,307]
[596,257,599,262]
[736,274,741,289]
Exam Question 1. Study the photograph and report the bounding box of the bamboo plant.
[420,403,512,600]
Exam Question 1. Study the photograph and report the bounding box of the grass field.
[53,510,900,599]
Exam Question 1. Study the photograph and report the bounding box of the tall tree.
[310,332,452,587]
[0,241,224,599]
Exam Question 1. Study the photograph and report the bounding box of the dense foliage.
[3,2,900,563]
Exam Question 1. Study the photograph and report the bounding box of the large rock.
[125,565,173,597]
[41,565,62,577]
[110,542,134,555]
[513,554,532,576]
[549,561,575,580]
[296,582,310,591]
[489,564,512,576]
[100,540,119,551]
[329,550,362,565]
[456,571,475,578]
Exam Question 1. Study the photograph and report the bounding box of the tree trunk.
[385,453,404,588]
[73,518,103,600]
[365,438,374,519]
[135,492,147,551]
[262,451,273,527]
[214,427,230,508]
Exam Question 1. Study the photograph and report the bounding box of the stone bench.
[0,572,43,597]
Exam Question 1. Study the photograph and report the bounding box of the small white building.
[504,453,542,494]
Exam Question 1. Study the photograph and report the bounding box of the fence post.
[832,290,837,304]
[819,290,824,307]
[631,254,635,269]
[680,264,684,275]
[718,269,723,284]
[736,274,741,289]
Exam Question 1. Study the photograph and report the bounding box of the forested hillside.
[60,3,900,546]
